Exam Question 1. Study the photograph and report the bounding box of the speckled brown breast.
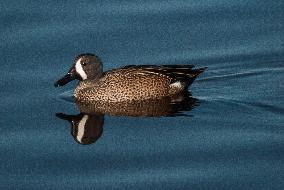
[74,69,172,102]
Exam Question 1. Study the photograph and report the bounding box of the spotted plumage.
[55,53,206,102]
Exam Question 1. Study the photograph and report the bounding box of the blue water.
[1,1,284,189]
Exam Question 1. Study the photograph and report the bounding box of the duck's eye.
[82,62,87,66]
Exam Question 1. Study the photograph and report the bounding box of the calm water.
[1,1,284,189]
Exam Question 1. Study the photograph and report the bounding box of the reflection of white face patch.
[75,58,87,80]
[76,115,89,143]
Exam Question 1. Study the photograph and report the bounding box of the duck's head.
[54,53,103,87]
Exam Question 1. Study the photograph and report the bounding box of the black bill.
[54,68,78,87]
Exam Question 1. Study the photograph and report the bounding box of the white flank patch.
[76,115,89,143]
[75,58,87,80]
[170,81,182,89]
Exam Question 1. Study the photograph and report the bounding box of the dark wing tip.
[197,67,207,72]
[192,67,207,76]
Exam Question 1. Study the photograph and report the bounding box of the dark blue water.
[1,1,284,189]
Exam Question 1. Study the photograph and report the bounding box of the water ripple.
[198,67,284,82]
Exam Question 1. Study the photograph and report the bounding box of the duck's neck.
[80,70,103,86]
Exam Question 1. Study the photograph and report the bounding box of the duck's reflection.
[56,113,104,145]
[56,92,198,145]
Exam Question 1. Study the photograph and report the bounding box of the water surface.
[1,1,284,189]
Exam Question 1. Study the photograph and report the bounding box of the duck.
[54,53,206,102]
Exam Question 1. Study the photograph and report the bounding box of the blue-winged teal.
[54,53,206,102]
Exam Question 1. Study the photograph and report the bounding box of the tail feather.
[179,67,207,87]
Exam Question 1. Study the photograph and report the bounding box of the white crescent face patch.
[75,58,87,80]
